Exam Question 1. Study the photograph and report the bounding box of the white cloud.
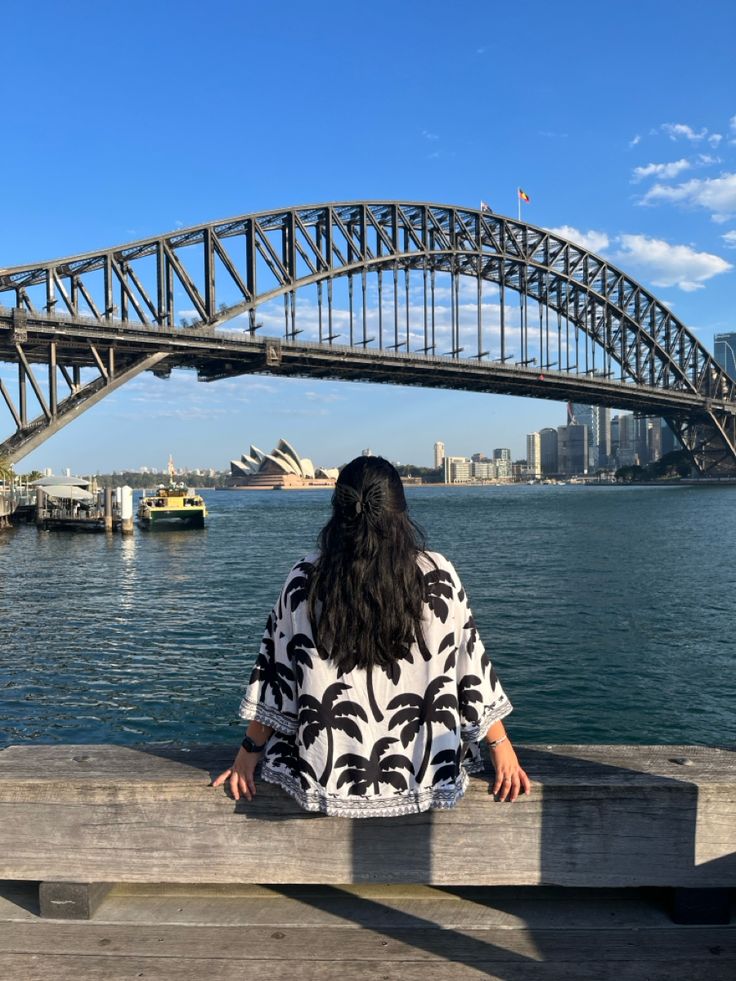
[631,159,690,182]
[731,114,736,132]
[629,134,641,147]
[660,122,708,142]
[613,234,732,292]
[421,129,439,141]
[640,172,736,221]
[722,230,736,249]
[547,225,610,253]
[709,133,723,147]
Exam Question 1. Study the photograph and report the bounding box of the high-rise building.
[526,432,542,477]
[539,428,559,474]
[557,424,588,474]
[714,333,736,379]
[361,448,373,457]
[571,402,611,470]
[661,420,678,456]
[616,413,638,466]
[434,441,445,469]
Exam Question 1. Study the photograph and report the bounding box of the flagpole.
[517,187,521,222]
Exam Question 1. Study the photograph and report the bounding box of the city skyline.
[2,1,735,474]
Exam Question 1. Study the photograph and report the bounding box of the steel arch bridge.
[1,201,735,473]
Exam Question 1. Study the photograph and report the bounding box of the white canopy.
[33,475,90,488]
[43,485,95,502]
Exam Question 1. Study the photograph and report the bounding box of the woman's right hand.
[211,746,260,801]
[490,739,531,802]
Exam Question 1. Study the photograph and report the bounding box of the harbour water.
[1,483,734,750]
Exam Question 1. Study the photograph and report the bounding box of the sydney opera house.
[229,439,340,489]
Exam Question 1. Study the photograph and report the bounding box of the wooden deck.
[1,880,734,980]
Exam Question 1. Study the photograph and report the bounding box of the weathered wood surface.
[1,882,733,981]
[0,924,733,981]
[0,743,734,887]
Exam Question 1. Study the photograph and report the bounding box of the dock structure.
[0,743,733,978]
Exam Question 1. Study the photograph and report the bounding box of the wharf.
[0,742,733,979]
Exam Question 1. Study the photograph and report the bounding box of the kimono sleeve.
[450,564,513,743]
[237,565,303,736]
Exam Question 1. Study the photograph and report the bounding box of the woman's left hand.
[211,746,260,801]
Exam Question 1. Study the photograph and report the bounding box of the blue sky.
[2,0,735,472]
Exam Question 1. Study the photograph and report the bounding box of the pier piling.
[35,487,45,528]
[120,485,133,535]
[103,488,113,533]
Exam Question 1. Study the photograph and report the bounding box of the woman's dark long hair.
[307,456,427,673]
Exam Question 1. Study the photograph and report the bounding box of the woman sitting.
[213,455,530,815]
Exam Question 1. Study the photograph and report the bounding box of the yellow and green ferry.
[137,484,207,530]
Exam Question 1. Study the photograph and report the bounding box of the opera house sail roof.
[229,439,338,487]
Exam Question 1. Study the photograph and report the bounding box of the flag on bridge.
[480,200,493,213]
[518,188,530,203]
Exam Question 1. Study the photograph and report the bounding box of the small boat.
[137,484,207,530]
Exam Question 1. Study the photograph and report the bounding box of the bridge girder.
[1,202,735,474]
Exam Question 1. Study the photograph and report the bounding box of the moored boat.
[137,484,207,529]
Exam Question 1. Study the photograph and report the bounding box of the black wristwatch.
[241,734,267,753]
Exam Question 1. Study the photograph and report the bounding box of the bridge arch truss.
[1,202,735,472]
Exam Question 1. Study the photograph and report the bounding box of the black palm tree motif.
[479,646,499,692]
[439,631,458,671]
[380,643,415,685]
[424,568,455,623]
[365,667,384,723]
[248,646,295,711]
[366,644,416,722]
[464,614,478,656]
[387,675,458,783]
[298,682,368,787]
[283,561,314,612]
[287,633,316,686]
[335,737,415,796]
[267,738,318,790]
[430,744,464,786]
[458,674,483,723]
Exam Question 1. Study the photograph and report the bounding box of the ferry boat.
[137,484,207,529]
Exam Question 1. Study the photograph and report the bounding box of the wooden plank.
[1,921,734,961]
[0,882,687,930]
[2,954,735,981]
[0,744,733,887]
[39,882,113,920]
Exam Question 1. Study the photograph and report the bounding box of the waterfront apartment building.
[444,456,470,483]
[493,448,512,480]
[714,332,736,379]
[434,441,445,469]
[526,432,542,477]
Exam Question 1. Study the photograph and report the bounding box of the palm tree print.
[439,631,458,671]
[267,738,318,790]
[283,561,314,612]
[424,568,455,623]
[335,737,415,795]
[287,633,315,686]
[431,745,463,786]
[298,682,368,787]
[387,675,458,783]
[249,646,295,712]
[458,674,483,724]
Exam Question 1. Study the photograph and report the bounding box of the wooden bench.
[0,743,733,924]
